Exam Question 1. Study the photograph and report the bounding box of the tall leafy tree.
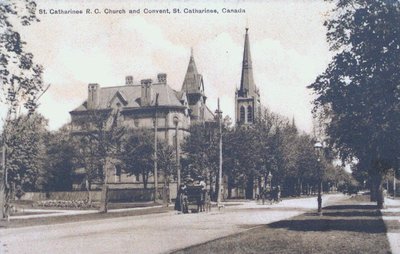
[120,129,154,189]
[43,125,75,191]
[181,123,219,183]
[0,0,46,219]
[4,113,48,192]
[308,0,400,208]
[72,109,125,185]
[72,108,124,212]
[156,140,177,196]
[0,0,44,115]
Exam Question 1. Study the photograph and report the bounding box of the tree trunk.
[245,175,254,199]
[99,184,109,213]
[299,178,303,196]
[374,174,384,209]
[0,182,4,219]
[143,174,148,189]
[370,177,377,202]
[0,144,6,219]
[257,176,262,198]
[227,175,232,199]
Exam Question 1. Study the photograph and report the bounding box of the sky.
[11,0,334,133]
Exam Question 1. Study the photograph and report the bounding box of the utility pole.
[154,93,159,203]
[174,117,180,189]
[216,98,223,208]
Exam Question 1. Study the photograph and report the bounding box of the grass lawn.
[174,195,391,254]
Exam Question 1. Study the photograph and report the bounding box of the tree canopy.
[4,113,47,192]
[309,0,400,170]
[0,0,44,115]
[308,0,400,207]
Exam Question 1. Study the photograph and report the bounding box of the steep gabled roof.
[71,83,185,113]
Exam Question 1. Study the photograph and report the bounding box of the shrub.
[36,199,93,209]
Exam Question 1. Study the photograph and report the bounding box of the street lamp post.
[314,141,323,214]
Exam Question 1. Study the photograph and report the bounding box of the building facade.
[70,53,214,190]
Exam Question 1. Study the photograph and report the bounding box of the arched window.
[240,106,246,123]
[247,106,253,123]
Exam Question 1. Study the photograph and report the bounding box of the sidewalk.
[382,197,400,254]
[1,203,169,229]
[174,194,391,254]
[8,205,164,220]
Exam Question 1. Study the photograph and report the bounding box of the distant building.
[235,28,262,125]
[70,52,214,189]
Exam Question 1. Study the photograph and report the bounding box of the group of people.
[174,177,211,213]
[259,185,281,205]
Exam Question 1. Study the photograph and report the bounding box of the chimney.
[140,79,153,106]
[125,75,134,85]
[157,73,167,84]
[87,83,100,109]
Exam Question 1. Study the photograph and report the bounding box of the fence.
[20,188,165,203]
[20,191,102,202]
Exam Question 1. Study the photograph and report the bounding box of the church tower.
[181,49,207,123]
[235,28,261,125]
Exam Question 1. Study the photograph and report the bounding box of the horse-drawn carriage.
[181,185,203,213]
[176,183,210,214]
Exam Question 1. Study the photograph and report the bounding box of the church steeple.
[238,28,256,98]
[235,28,261,126]
[181,48,204,94]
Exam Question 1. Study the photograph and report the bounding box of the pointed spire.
[181,48,203,94]
[239,28,256,97]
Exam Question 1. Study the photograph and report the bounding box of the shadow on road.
[323,204,377,210]
[268,204,386,234]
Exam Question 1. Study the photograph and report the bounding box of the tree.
[0,0,46,219]
[308,0,400,208]
[157,141,177,186]
[181,123,218,183]
[72,108,124,212]
[120,129,154,189]
[0,1,44,115]
[42,125,75,191]
[3,113,48,193]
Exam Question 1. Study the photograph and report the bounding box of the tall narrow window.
[247,106,253,123]
[240,106,246,123]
